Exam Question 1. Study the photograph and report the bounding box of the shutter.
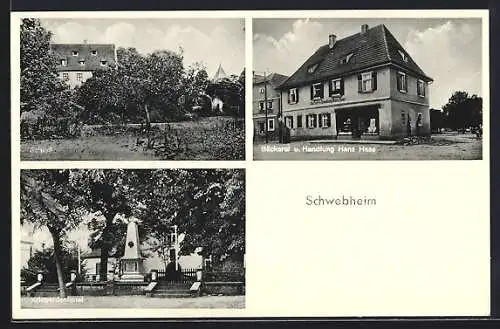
[315,114,318,128]
[296,89,299,103]
[405,75,408,92]
[291,116,294,129]
[397,74,401,91]
[310,85,314,100]
[287,90,291,104]
[319,82,324,98]
[358,74,362,92]
[328,80,332,96]
[372,71,377,90]
[340,79,345,95]
[318,114,323,128]
[327,113,332,127]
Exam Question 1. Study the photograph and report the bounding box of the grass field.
[21,117,244,161]
[253,134,482,160]
[21,295,245,309]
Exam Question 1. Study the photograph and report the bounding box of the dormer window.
[60,59,67,66]
[91,50,97,55]
[79,60,85,66]
[307,63,319,73]
[72,51,79,56]
[398,50,408,62]
[100,60,107,66]
[259,87,265,94]
[340,53,353,65]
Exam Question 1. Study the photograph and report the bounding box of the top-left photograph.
[18,17,245,161]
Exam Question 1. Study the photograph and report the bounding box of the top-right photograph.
[252,17,484,160]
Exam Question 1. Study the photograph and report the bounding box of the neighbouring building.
[81,249,119,282]
[252,72,289,140]
[20,240,33,269]
[211,64,228,113]
[277,24,433,140]
[50,42,117,89]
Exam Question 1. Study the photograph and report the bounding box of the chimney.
[361,24,369,34]
[83,39,88,44]
[328,34,337,49]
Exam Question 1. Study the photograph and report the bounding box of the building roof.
[253,72,289,89]
[213,64,228,81]
[278,24,432,89]
[50,43,116,72]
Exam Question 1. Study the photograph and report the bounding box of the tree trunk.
[49,226,67,298]
[99,212,115,282]
[144,104,151,130]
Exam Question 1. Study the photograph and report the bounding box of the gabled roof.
[253,72,289,89]
[279,24,432,89]
[50,43,116,72]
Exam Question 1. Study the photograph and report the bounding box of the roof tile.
[279,24,432,89]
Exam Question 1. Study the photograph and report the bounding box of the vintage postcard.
[17,17,245,161]
[253,17,485,160]
[11,9,490,321]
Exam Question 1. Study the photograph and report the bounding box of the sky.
[253,18,483,109]
[40,18,245,78]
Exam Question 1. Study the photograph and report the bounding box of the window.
[319,113,331,128]
[417,79,425,97]
[398,50,408,62]
[79,60,85,66]
[259,102,265,111]
[288,88,298,104]
[96,262,101,275]
[330,78,343,96]
[100,60,107,66]
[306,114,317,128]
[268,101,273,109]
[91,50,97,55]
[72,50,79,56]
[285,116,294,129]
[361,72,372,92]
[60,59,67,66]
[268,118,275,131]
[340,53,353,64]
[259,87,265,94]
[76,73,83,82]
[397,72,408,92]
[62,73,69,81]
[358,71,377,92]
[307,63,319,73]
[311,82,323,99]
[258,122,265,133]
[297,115,303,128]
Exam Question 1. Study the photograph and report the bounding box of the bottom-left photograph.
[18,168,245,309]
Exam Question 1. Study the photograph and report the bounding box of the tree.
[76,47,186,126]
[20,19,78,139]
[20,170,85,297]
[21,243,86,283]
[139,169,245,266]
[206,76,245,118]
[181,62,209,115]
[442,91,482,130]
